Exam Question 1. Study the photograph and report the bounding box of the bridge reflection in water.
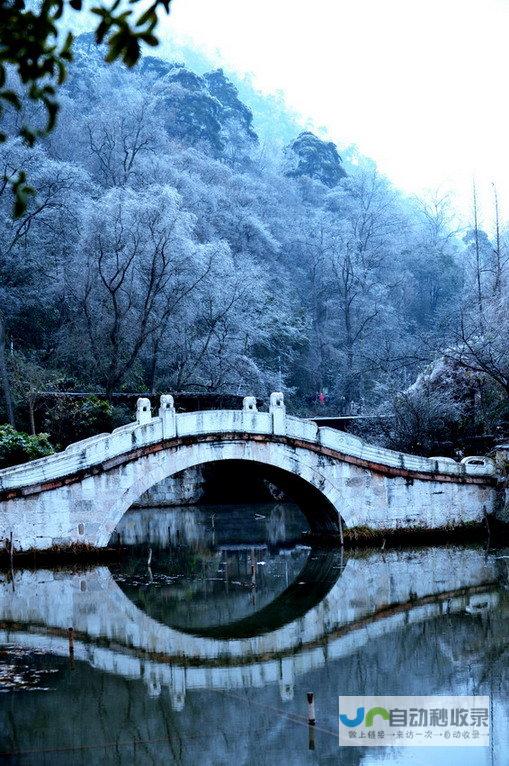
[0,504,508,765]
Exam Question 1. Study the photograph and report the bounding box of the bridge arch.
[98,438,346,547]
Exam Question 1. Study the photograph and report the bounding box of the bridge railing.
[0,393,497,491]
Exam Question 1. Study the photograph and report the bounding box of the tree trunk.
[472,181,484,326]
[343,296,356,410]
[0,316,15,427]
[28,398,36,435]
[147,337,160,395]
[492,182,502,296]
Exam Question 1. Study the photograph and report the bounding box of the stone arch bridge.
[0,393,502,552]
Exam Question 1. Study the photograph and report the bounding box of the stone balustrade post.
[242,396,258,412]
[136,397,152,426]
[269,391,286,435]
[159,394,176,438]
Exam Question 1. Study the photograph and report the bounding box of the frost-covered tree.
[0,41,503,448]
[62,185,209,392]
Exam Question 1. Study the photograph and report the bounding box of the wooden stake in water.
[307,692,316,726]
[147,546,153,583]
[68,627,74,659]
[6,533,15,592]
[308,723,316,750]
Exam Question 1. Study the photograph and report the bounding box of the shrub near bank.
[43,396,127,449]
[0,425,54,469]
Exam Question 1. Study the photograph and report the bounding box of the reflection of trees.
[109,502,315,633]
[111,546,344,639]
[112,545,312,633]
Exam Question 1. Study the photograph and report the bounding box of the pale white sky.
[159,0,509,230]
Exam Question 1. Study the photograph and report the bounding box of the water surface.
[0,503,507,764]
